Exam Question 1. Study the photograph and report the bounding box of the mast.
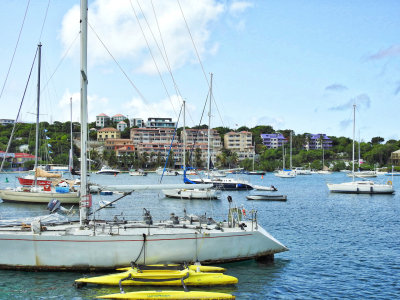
[69,97,73,173]
[290,131,292,170]
[352,104,356,181]
[207,73,213,176]
[80,0,89,224]
[183,100,186,171]
[282,142,285,170]
[34,43,42,187]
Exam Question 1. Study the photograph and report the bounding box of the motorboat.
[293,167,311,175]
[129,169,147,176]
[156,167,179,176]
[347,171,377,178]
[162,188,220,200]
[246,194,287,201]
[274,170,296,178]
[96,166,120,175]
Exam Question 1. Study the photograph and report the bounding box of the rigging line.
[87,22,155,117]
[0,47,38,173]
[148,0,197,128]
[41,31,80,94]
[38,0,51,43]
[159,103,183,184]
[129,0,178,119]
[176,0,209,86]
[137,0,197,128]
[0,0,31,103]
[210,81,226,128]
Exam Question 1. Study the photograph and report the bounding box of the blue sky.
[0,0,399,142]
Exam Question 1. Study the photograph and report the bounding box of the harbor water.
[0,172,399,299]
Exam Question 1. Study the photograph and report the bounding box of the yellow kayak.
[97,290,235,299]
[76,269,237,286]
[116,264,226,273]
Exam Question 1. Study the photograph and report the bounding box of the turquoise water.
[0,172,399,299]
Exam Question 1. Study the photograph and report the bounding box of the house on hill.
[97,127,120,141]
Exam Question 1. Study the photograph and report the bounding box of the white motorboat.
[162,188,220,200]
[347,171,377,178]
[98,200,115,208]
[274,170,296,178]
[129,169,147,176]
[156,167,179,176]
[317,170,333,175]
[0,2,287,271]
[294,167,312,175]
[246,194,287,201]
[96,166,120,175]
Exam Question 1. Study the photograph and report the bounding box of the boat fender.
[239,223,247,230]
[227,195,232,203]
[44,184,51,192]
[388,180,392,185]
[242,208,246,216]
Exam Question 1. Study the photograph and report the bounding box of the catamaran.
[0,0,287,271]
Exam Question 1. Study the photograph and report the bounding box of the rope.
[0,0,31,102]
[87,22,154,117]
[0,48,38,173]
[130,0,178,119]
[133,233,147,264]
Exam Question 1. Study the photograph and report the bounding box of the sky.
[0,0,399,142]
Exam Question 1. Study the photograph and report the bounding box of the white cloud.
[60,0,226,74]
[57,90,110,123]
[229,1,254,16]
[122,94,184,122]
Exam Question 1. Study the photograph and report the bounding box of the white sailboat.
[163,100,220,200]
[327,104,393,194]
[317,144,332,174]
[185,74,256,190]
[0,1,287,271]
[274,131,296,178]
[0,44,80,204]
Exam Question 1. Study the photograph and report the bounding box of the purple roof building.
[305,134,332,150]
[260,133,287,149]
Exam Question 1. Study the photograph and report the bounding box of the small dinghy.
[246,194,287,201]
[99,200,115,208]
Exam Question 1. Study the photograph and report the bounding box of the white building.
[117,121,127,132]
[96,113,110,128]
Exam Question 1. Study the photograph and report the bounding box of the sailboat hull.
[0,189,80,204]
[327,181,394,194]
[0,221,287,271]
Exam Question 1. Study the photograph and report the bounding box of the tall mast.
[352,104,356,181]
[290,131,292,170]
[183,100,186,171]
[207,73,213,175]
[69,97,73,173]
[80,0,88,224]
[34,43,42,186]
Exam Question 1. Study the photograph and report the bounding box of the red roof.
[113,114,125,117]
[14,153,36,159]
[97,113,109,117]
[98,127,119,132]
